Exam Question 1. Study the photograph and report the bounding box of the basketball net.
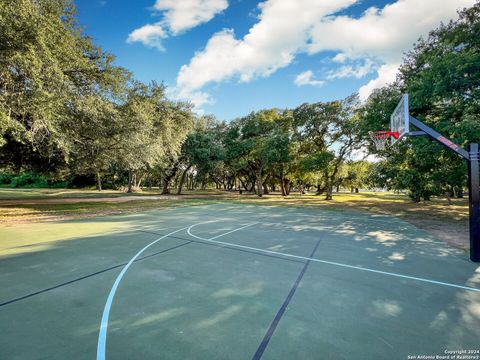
[369,131,399,151]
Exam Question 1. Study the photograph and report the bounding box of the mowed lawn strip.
[0,188,469,249]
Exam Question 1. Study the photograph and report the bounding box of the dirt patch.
[403,217,469,250]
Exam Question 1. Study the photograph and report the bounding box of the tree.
[177,117,225,194]
[294,95,361,200]
[225,109,291,197]
[0,0,130,188]
[342,161,371,192]
[361,3,480,201]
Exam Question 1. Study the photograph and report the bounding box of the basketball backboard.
[390,93,409,145]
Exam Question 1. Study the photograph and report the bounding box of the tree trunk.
[161,163,179,195]
[284,179,291,195]
[456,187,464,198]
[127,170,133,193]
[263,183,269,195]
[325,185,333,200]
[256,168,263,197]
[355,187,359,193]
[188,174,194,190]
[96,172,102,191]
[410,191,421,203]
[177,165,191,195]
[161,178,170,194]
[239,177,248,191]
[280,166,286,196]
[445,190,452,205]
[137,175,144,189]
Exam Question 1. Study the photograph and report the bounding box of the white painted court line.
[209,222,259,240]
[97,220,257,360]
[187,224,480,293]
[96,226,189,360]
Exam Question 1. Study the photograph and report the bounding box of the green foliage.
[361,3,480,200]
[0,172,14,185]
[223,109,292,196]
[10,173,48,188]
[293,95,362,198]
[1,0,477,200]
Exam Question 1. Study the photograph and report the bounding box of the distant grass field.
[239,192,468,221]
[0,188,229,200]
[0,188,469,249]
[0,188,156,200]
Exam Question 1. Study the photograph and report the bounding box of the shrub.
[11,173,48,188]
[0,172,14,185]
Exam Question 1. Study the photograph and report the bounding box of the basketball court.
[1,203,479,359]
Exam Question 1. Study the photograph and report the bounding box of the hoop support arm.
[409,116,470,160]
[407,131,426,137]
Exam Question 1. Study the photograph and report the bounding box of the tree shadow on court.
[0,202,478,359]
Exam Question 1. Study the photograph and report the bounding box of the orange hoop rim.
[370,131,399,139]
[369,131,399,150]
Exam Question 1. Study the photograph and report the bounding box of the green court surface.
[1,203,479,359]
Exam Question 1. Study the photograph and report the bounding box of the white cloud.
[326,59,375,80]
[332,53,348,63]
[308,0,475,97]
[127,0,228,50]
[358,63,400,101]
[178,89,213,109]
[175,0,356,105]
[174,0,474,108]
[294,70,325,87]
[154,0,228,34]
[127,23,166,50]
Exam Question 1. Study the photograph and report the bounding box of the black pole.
[468,143,480,262]
[402,103,479,261]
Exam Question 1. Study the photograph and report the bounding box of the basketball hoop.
[369,131,399,151]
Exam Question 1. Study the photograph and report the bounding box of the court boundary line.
[186,224,480,293]
[0,222,272,308]
[0,240,192,308]
[252,239,321,360]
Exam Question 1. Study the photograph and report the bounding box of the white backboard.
[390,93,409,145]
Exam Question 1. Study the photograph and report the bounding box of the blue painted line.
[0,240,192,308]
[252,239,321,360]
[96,226,189,360]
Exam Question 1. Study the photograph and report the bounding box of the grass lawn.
[0,188,231,200]
[0,188,469,249]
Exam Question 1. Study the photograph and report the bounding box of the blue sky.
[76,0,473,121]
